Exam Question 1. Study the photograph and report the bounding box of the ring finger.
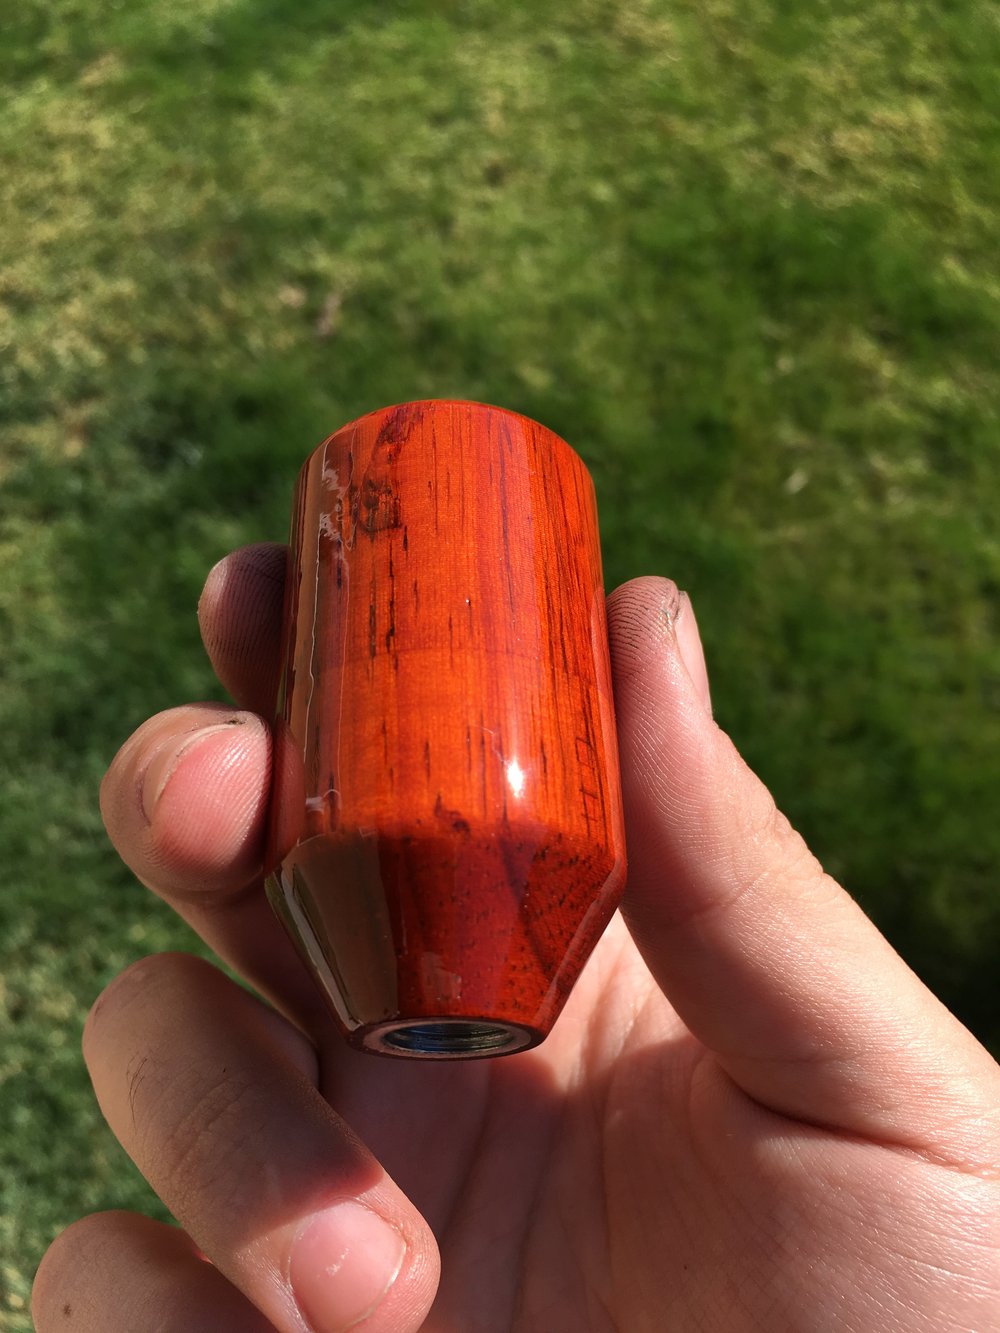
[68,951,439,1333]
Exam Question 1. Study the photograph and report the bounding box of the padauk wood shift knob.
[265,400,627,1058]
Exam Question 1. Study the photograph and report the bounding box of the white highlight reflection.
[506,758,526,798]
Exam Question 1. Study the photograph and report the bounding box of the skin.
[33,547,1000,1332]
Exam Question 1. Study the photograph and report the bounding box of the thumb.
[607,577,1000,1168]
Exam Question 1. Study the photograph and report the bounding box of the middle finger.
[100,701,327,1032]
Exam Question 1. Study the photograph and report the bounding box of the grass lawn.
[2,0,999,1324]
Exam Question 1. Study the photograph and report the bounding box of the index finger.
[198,542,287,714]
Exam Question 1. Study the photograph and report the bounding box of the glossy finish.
[265,400,626,1058]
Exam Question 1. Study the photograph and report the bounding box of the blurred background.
[2,0,998,1323]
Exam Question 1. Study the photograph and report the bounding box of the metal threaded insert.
[377,1020,526,1057]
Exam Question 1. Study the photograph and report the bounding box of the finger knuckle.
[159,1067,269,1218]
[83,953,215,1059]
[734,780,828,902]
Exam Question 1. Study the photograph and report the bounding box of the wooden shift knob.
[266,400,626,1058]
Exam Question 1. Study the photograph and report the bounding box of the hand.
[33,546,1000,1332]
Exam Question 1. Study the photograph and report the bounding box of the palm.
[312,914,963,1332]
[313,915,654,1327]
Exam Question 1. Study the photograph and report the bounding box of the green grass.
[2,0,999,1323]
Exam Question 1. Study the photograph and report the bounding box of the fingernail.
[673,591,713,717]
[139,721,245,822]
[290,1202,406,1333]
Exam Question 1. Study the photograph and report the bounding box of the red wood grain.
[266,400,626,1058]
